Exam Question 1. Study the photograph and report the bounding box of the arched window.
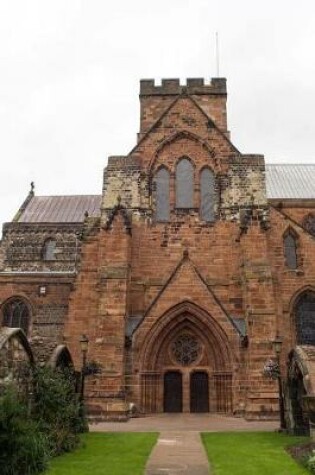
[176,158,193,208]
[200,168,215,221]
[43,238,56,261]
[284,230,298,269]
[154,167,170,221]
[2,299,30,335]
[295,291,315,345]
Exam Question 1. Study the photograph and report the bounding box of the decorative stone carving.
[171,334,201,366]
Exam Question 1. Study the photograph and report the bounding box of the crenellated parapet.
[140,78,227,96]
[139,77,228,136]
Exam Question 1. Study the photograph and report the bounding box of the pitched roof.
[17,195,102,223]
[266,164,315,200]
[14,165,315,224]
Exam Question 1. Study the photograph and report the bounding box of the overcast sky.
[0,0,315,227]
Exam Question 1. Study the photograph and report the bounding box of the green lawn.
[45,432,158,475]
[202,432,309,475]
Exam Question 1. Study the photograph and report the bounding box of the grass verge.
[45,432,158,475]
[202,432,309,475]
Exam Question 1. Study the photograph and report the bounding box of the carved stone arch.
[0,327,34,364]
[286,347,314,434]
[283,225,299,239]
[174,154,196,169]
[138,300,234,372]
[137,301,235,414]
[103,204,132,235]
[0,327,34,394]
[199,164,215,175]
[155,163,171,174]
[48,345,74,370]
[149,130,218,172]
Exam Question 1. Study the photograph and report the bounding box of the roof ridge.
[266,163,315,166]
[31,194,102,198]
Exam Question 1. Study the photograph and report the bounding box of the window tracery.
[2,299,30,335]
[171,334,201,366]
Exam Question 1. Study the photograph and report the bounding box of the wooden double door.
[163,370,209,413]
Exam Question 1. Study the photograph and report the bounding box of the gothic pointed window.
[176,158,194,208]
[2,299,30,335]
[200,168,215,221]
[295,291,315,345]
[284,230,298,269]
[155,167,170,221]
[43,238,56,261]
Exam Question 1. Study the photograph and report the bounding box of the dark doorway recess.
[190,371,209,413]
[164,371,183,412]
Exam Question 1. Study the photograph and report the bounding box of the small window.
[43,239,56,261]
[155,167,170,221]
[176,158,194,208]
[2,299,30,335]
[284,231,298,269]
[200,168,215,221]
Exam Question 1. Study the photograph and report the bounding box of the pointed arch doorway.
[138,302,234,414]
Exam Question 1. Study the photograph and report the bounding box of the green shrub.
[307,450,315,472]
[32,366,88,455]
[0,386,49,475]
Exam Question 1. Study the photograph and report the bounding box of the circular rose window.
[171,334,201,366]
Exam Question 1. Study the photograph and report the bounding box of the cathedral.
[1,77,315,428]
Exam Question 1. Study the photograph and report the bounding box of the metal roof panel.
[18,195,102,223]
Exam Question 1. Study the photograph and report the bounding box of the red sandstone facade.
[1,78,315,426]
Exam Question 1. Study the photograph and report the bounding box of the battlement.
[140,78,227,96]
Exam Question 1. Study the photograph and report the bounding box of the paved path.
[145,431,210,475]
[90,415,278,475]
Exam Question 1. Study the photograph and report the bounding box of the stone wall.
[1,223,82,272]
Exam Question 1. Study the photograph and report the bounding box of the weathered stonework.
[1,78,315,427]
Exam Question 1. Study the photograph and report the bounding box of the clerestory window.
[176,158,194,208]
[200,168,215,222]
[155,167,170,221]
